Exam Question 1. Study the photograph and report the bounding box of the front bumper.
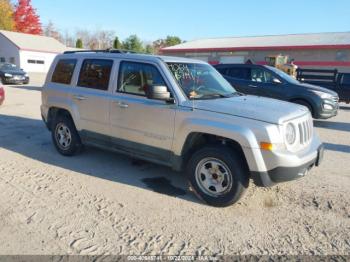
[251,135,324,187]
[316,99,339,119]
[2,76,29,84]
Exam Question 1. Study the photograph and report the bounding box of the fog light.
[323,103,333,110]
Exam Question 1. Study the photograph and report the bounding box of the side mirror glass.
[146,85,173,102]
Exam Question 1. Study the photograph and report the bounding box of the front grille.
[298,118,313,145]
[332,96,339,104]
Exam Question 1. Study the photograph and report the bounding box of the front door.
[109,61,176,162]
[248,67,285,99]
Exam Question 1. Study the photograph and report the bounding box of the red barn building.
[161,32,350,73]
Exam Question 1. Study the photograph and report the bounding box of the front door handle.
[73,95,87,101]
[113,101,129,108]
[119,102,129,108]
[248,84,258,88]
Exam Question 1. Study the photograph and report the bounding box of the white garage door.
[220,56,245,64]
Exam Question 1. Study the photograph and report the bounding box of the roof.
[0,30,76,54]
[162,32,350,53]
[59,51,207,64]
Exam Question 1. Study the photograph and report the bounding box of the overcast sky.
[32,0,350,41]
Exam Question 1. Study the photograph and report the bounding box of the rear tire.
[51,115,82,156]
[186,145,249,207]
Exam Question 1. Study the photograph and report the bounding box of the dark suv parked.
[215,64,339,119]
[0,63,30,85]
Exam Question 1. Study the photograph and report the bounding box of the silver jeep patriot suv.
[41,50,324,207]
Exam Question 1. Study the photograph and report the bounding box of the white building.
[0,30,75,73]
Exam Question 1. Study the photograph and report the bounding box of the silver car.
[41,51,324,207]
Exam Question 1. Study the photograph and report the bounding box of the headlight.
[285,123,296,145]
[24,73,29,77]
[4,73,13,77]
[323,103,334,110]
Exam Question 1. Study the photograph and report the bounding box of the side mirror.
[272,78,282,84]
[146,85,173,102]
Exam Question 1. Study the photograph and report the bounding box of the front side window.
[118,61,166,96]
[251,68,274,83]
[51,59,77,85]
[78,59,113,91]
[167,62,237,100]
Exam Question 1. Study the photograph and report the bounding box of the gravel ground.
[0,76,349,256]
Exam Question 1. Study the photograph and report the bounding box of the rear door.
[70,58,114,138]
[338,73,350,102]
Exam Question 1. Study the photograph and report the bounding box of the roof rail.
[63,49,138,55]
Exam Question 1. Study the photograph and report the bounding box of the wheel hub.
[195,158,233,197]
[55,123,72,150]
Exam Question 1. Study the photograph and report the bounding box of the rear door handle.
[73,95,87,101]
[248,84,258,88]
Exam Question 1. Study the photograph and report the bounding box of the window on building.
[0,57,5,63]
[51,59,77,85]
[9,57,15,64]
[27,59,45,64]
[118,61,166,96]
[77,59,113,90]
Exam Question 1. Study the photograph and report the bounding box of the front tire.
[186,145,249,207]
[52,115,82,156]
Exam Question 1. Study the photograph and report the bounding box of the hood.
[297,82,338,97]
[0,69,26,75]
[183,95,308,125]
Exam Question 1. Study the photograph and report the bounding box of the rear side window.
[215,67,227,75]
[227,67,250,80]
[51,59,77,84]
[78,59,113,91]
[341,74,350,85]
[117,61,166,96]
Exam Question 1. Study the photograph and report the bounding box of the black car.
[215,64,339,119]
[0,63,30,85]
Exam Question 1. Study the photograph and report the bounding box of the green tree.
[153,36,182,54]
[76,38,83,48]
[122,34,144,52]
[113,36,122,49]
[145,44,154,54]
[0,0,14,31]
[165,36,182,47]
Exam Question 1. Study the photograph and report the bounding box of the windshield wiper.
[192,93,228,100]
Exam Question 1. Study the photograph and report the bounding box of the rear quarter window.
[51,59,77,85]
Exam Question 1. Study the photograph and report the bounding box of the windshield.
[167,62,237,100]
[0,63,19,71]
[266,66,300,84]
